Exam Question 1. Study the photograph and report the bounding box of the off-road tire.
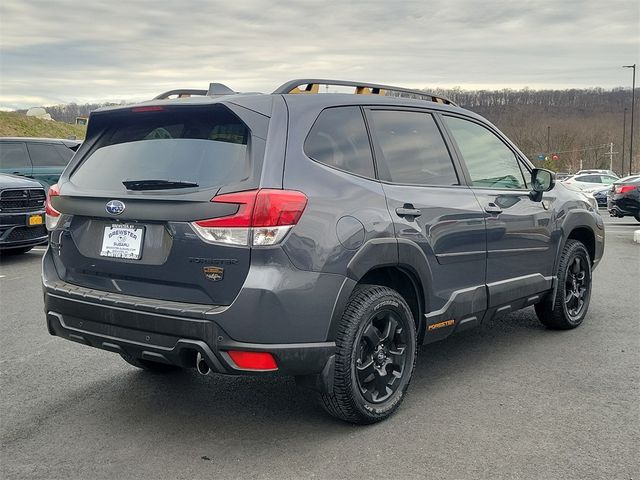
[535,239,592,330]
[320,285,417,424]
[120,353,182,373]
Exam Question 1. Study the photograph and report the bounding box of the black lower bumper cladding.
[44,289,334,376]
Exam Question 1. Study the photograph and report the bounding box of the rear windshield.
[71,105,251,192]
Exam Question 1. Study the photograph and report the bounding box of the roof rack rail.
[154,83,236,100]
[272,79,457,106]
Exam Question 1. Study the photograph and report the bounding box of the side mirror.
[530,168,555,201]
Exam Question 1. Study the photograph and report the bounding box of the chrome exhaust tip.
[196,352,211,375]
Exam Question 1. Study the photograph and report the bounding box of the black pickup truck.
[0,173,47,254]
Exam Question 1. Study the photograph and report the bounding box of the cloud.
[1,0,638,109]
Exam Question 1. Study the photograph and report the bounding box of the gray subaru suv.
[43,79,604,424]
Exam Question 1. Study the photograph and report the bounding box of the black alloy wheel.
[564,256,589,321]
[355,309,409,404]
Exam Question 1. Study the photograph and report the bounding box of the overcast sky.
[1,0,638,109]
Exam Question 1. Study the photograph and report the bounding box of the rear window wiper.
[122,179,199,190]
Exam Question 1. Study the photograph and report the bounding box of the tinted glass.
[304,107,375,178]
[444,116,527,189]
[600,175,617,184]
[369,110,458,185]
[27,143,69,167]
[71,106,251,192]
[54,144,77,161]
[0,142,30,169]
[575,175,599,183]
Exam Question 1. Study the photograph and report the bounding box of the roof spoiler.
[153,82,236,100]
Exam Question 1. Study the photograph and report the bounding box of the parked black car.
[607,175,640,221]
[42,79,605,424]
[0,173,47,254]
[0,137,81,191]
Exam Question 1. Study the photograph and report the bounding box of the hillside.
[0,111,86,139]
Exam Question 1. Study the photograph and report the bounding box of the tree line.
[22,87,639,175]
[425,87,638,175]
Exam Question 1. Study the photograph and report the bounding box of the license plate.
[100,224,145,259]
[28,214,44,226]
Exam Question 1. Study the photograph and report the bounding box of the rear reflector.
[45,184,61,230]
[227,351,278,371]
[190,189,307,246]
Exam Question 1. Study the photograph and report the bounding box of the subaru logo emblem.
[105,200,125,215]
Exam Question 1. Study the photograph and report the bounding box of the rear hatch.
[49,102,269,305]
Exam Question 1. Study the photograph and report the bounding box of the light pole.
[623,64,636,175]
[622,107,627,175]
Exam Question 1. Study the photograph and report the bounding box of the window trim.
[303,105,378,182]
[438,112,533,192]
[363,106,464,188]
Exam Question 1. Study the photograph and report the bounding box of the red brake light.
[227,350,278,371]
[191,189,307,246]
[131,106,165,113]
[195,190,257,228]
[45,184,60,217]
[616,185,635,194]
[194,189,307,228]
[45,184,61,230]
[253,189,308,227]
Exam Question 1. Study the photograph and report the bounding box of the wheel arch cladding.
[357,266,426,344]
[567,227,595,264]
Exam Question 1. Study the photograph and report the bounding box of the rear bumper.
[0,211,47,250]
[607,196,639,216]
[45,307,334,375]
[43,250,335,376]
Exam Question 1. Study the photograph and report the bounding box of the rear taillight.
[45,184,61,230]
[616,185,636,194]
[190,189,308,246]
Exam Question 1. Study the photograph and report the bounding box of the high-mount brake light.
[45,184,61,230]
[190,189,307,246]
[131,106,165,113]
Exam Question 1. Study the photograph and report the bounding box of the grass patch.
[0,111,86,139]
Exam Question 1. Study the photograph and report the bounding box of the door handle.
[396,206,422,218]
[484,203,503,214]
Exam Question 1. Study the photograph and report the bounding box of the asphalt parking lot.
[1,214,638,480]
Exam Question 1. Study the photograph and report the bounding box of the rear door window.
[304,106,375,178]
[368,110,458,185]
[71,105,252,193]
[27,142,69,167]
[0,142,31,172]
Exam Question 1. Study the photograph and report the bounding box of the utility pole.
[623,64,636,175]
[622,107,627,175]
[546,125,551,153]
[605,142,618,171]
